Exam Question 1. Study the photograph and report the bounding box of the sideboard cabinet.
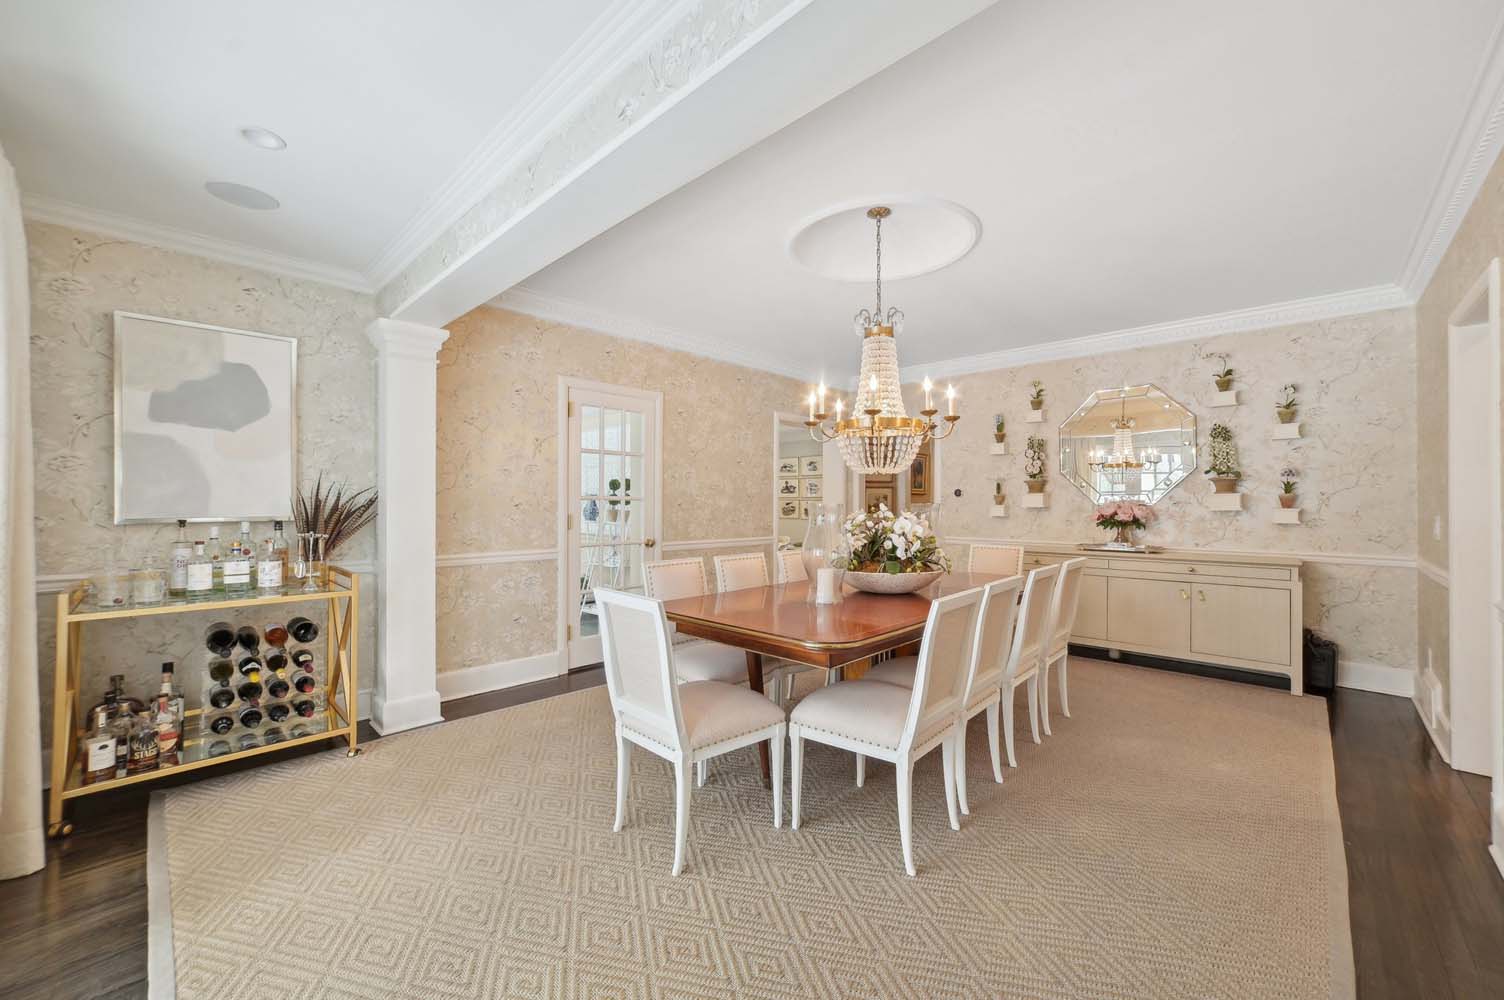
[1013,543,1305,694]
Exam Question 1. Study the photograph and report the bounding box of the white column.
[366,318,449,734]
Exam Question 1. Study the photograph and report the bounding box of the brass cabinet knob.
[1179,589,1188,600]
[1187,566,1197,573]
[644,538,656,548]
[1198,590,1206,602]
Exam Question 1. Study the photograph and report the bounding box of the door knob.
[644,538,656,548]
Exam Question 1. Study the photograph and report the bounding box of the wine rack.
[47,566,360,838]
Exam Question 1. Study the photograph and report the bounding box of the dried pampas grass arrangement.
[292,474,378,557]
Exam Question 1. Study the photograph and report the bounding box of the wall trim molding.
[436,548,558,569]
[1398,11,1504,298]
[1337,659,1415,698]
[1418,556,1451,587]
[491,288,819,382]
[660,535,776,554]
[1414,690,1454,764]
[437,651,561,702]
[945,536,1416,571]
[21,193,374,293]
[900,284,1412,383]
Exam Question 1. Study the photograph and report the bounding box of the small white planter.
[1272,507,1302,524]
[990,503,1008,518]
[1023,493,1046,509]
[1211,389,1239,407]
[1025,409,1045,423]
[1271,422,1302,440]
[1207,492,1244,511]
[989,441,1007,455]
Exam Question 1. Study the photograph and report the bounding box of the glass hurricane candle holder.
[800,503,848,605]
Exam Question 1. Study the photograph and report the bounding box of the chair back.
[715,552,770,592]
[902,587,984,751]
[1007,564,1060,679]
[595,588,685,752]
[963,574,1025,704]
[1047,557,1089,655]
[644,558,709,602]
[969,543,1024,577]
[774,549,807,584]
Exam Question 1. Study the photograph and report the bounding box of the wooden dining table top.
[661,571,1005,668]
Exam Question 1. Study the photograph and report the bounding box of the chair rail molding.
[660,536,776,554]
[436,548,558,568]
[1418,556,1450,587]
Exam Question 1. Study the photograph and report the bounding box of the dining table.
[661,571,1006,784]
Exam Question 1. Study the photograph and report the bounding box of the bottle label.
[257,559,283,588]
[86,737,115,772]
[129,729,159,771]
[170,545,191,588]
[223,557,252,585]
[187,563,213,592]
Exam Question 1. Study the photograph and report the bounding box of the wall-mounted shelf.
[990,503,1008,517]
[1271,422,1302,440]
[1207,492,1244,511]
[989,441,1008,455]
[1211,390,1240,407]
[1272,507,1302,524]
[1025,409,1045,423]
[1023,492,1047,509]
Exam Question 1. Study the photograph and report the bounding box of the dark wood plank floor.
[2,674,1500,1000]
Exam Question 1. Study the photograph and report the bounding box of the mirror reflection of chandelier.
[1088,390,1158,485]
[805,206,958,474]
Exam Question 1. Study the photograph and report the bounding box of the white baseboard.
[369,690,444,735]
[437,651,562,702]
[1336,659,1415,698]
[357,688,372,722]
[1491,843,1504,884]
[1413,690,1453,764]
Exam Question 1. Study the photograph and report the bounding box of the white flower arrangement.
[842,504,950,574]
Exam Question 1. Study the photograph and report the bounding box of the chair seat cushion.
[674,640,749,684]
[789,679,913,751]
[862,656,917,688]
[626,680,786,752]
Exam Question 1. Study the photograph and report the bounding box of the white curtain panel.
[0,143,43,879]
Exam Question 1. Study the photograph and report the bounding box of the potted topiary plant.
[994,413,1006,443]
[1212,355,1234,392]
[1204,423,1241,493]
[1025,436,1047,492]
[606,478,623,521]
[1279,467,1298,508]
[1028,380,1045,411]
[1276,383,1298,423]
[994,480,1006,505]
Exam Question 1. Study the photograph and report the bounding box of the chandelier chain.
[874,212,882,318]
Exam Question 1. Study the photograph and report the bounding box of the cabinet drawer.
[1189,583,1291,665]
[1108,559,1292,582]
[1106,577,1189,654]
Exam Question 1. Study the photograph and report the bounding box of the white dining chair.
[643,559,745,686]
[1039,557,1088,735]
[788,586,982,876]
[857,575,1025,813]
[774,549,807,584]
[968,543,1025,576]
[1001,563,1059,767]
[596,588,786,877]
[713,552,814,700]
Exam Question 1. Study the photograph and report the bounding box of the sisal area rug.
[150,659,1353,999]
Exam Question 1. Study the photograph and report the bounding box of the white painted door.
[565,384,660,669]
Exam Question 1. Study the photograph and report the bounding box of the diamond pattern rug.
[151,658,1352,999]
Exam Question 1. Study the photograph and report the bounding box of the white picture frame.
[803,477,823,498]
[776,457,800,476]
[113,311,297,524]
[779,499,800,519]
[802,456,823,476]
[778,477,800,497]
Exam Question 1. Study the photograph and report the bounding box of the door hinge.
[567,624,573,640]
[567,513,573,531]
[567,400,573,418]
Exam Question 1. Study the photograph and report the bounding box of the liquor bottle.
[126,711,160,774]
[222,524,253,594]
[80,693,119,784]
[168,520,192,597]
[235,625,261,652]
[187,543,214,599]
[288,616,320,643]
[153,662,184,767]
[256,538,283,591]
[271,521,290,578]
[95,673,146,719]
[206,526,225,591]
[109,705,133,778]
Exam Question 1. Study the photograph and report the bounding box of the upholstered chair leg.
[1040,662,1053,738]
[856,753,866,788]
[770,726,785,828]
[613,724,631,832]
[1027,676,1041,745]
[1059,658,1071,717]
[671,758,692,877]
[941,735,959,831]
[790,726,805,830]
[897,759,916,877]
[985,701,1003,782]
[786,673,796,700]
[696,759,707,787]
[1003,688,1018,768]
[955,729,970,816]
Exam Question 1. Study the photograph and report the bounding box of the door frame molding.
[555,376,664,673]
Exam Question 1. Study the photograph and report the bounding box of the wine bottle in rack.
[266,676,290,699]
[292,696,318,718]
[235,625,260,651]
[207,740,232,758]
[237,679,263,704]
[238,732,261,752]
[208,657,234,683]
[293,672,317,694]
[205,621,235,656]
[291,648,315,672]
[264,647,289,674]
[266,701,291,723]
[288,616,319,643]
[237,705,263,728]
[237,654,264,681]
[207,685,235,710]
[206,713,233,735]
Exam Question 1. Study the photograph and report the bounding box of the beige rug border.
[1315,692,1357,1000]
[146,791,176,1000]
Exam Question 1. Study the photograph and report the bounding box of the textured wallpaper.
[26,221,380,756]
[924,307,1417,670]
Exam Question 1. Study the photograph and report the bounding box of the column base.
[370,690,444,735]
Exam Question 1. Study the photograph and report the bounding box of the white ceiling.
[0,0,617,278]
[517,0,1504,381]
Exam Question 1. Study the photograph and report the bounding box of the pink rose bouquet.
[1094,501,1154,531]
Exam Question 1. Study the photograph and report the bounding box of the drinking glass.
[298,533,327,592]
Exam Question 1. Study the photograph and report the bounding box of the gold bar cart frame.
[47,565,360,838]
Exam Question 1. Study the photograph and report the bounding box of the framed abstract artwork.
[113,312,297,524]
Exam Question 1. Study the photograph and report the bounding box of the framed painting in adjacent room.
[910,439,933,503]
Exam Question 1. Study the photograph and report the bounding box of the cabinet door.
[1106,577,1190,653]
[1190,583,1291,665]
[1074,574,1108,640]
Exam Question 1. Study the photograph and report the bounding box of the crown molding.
[492,285,835,382]
[363,0,687,289]
[1398,10,1504,300]
[20,193,374,294]
[899,283,1411,383]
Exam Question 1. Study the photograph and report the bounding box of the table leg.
[746,651,770,786]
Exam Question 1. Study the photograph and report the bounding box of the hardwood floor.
[1,672,1499,1000]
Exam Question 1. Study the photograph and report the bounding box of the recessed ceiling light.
[204,181,280,210]
[239,126,286,150]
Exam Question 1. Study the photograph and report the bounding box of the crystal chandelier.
[805,206,958,474]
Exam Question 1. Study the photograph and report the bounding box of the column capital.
[366,317,449,360]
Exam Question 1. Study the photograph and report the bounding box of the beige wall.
[923,306,1417,672]
[26,221,379,757]
[435,306,804,675]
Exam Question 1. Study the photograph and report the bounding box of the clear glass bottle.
[206,526,224,591]
[256,538,283,591]
[153,663,184,767]
[222,523,253,594]
[271,520,290,579]
[186,542,214,599]
[168,519,192,597]
[81,693,119,784]
[109,708,134,778]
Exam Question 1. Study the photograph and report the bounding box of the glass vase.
[298,533,328,592]
[801,503,848,604]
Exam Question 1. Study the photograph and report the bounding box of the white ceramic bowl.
[844,569,945,595]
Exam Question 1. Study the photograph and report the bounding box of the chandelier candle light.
[805,206,958,475]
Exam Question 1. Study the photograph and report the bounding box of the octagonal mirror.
[1060,384,1197,505]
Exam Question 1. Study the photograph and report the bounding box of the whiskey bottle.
[222,524,253,594]
[153,662,184,766]
[126,711,160,775]
[235,625,261,652]
[256,538,283,591]
[288,616,320,643]
[187,543,214,599]
[80,693,119,784]
[206,526,225,591]
[168,519,192,597]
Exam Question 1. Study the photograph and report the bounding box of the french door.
[562,381,660,669]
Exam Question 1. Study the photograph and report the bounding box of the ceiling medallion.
[804,206,958,475]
